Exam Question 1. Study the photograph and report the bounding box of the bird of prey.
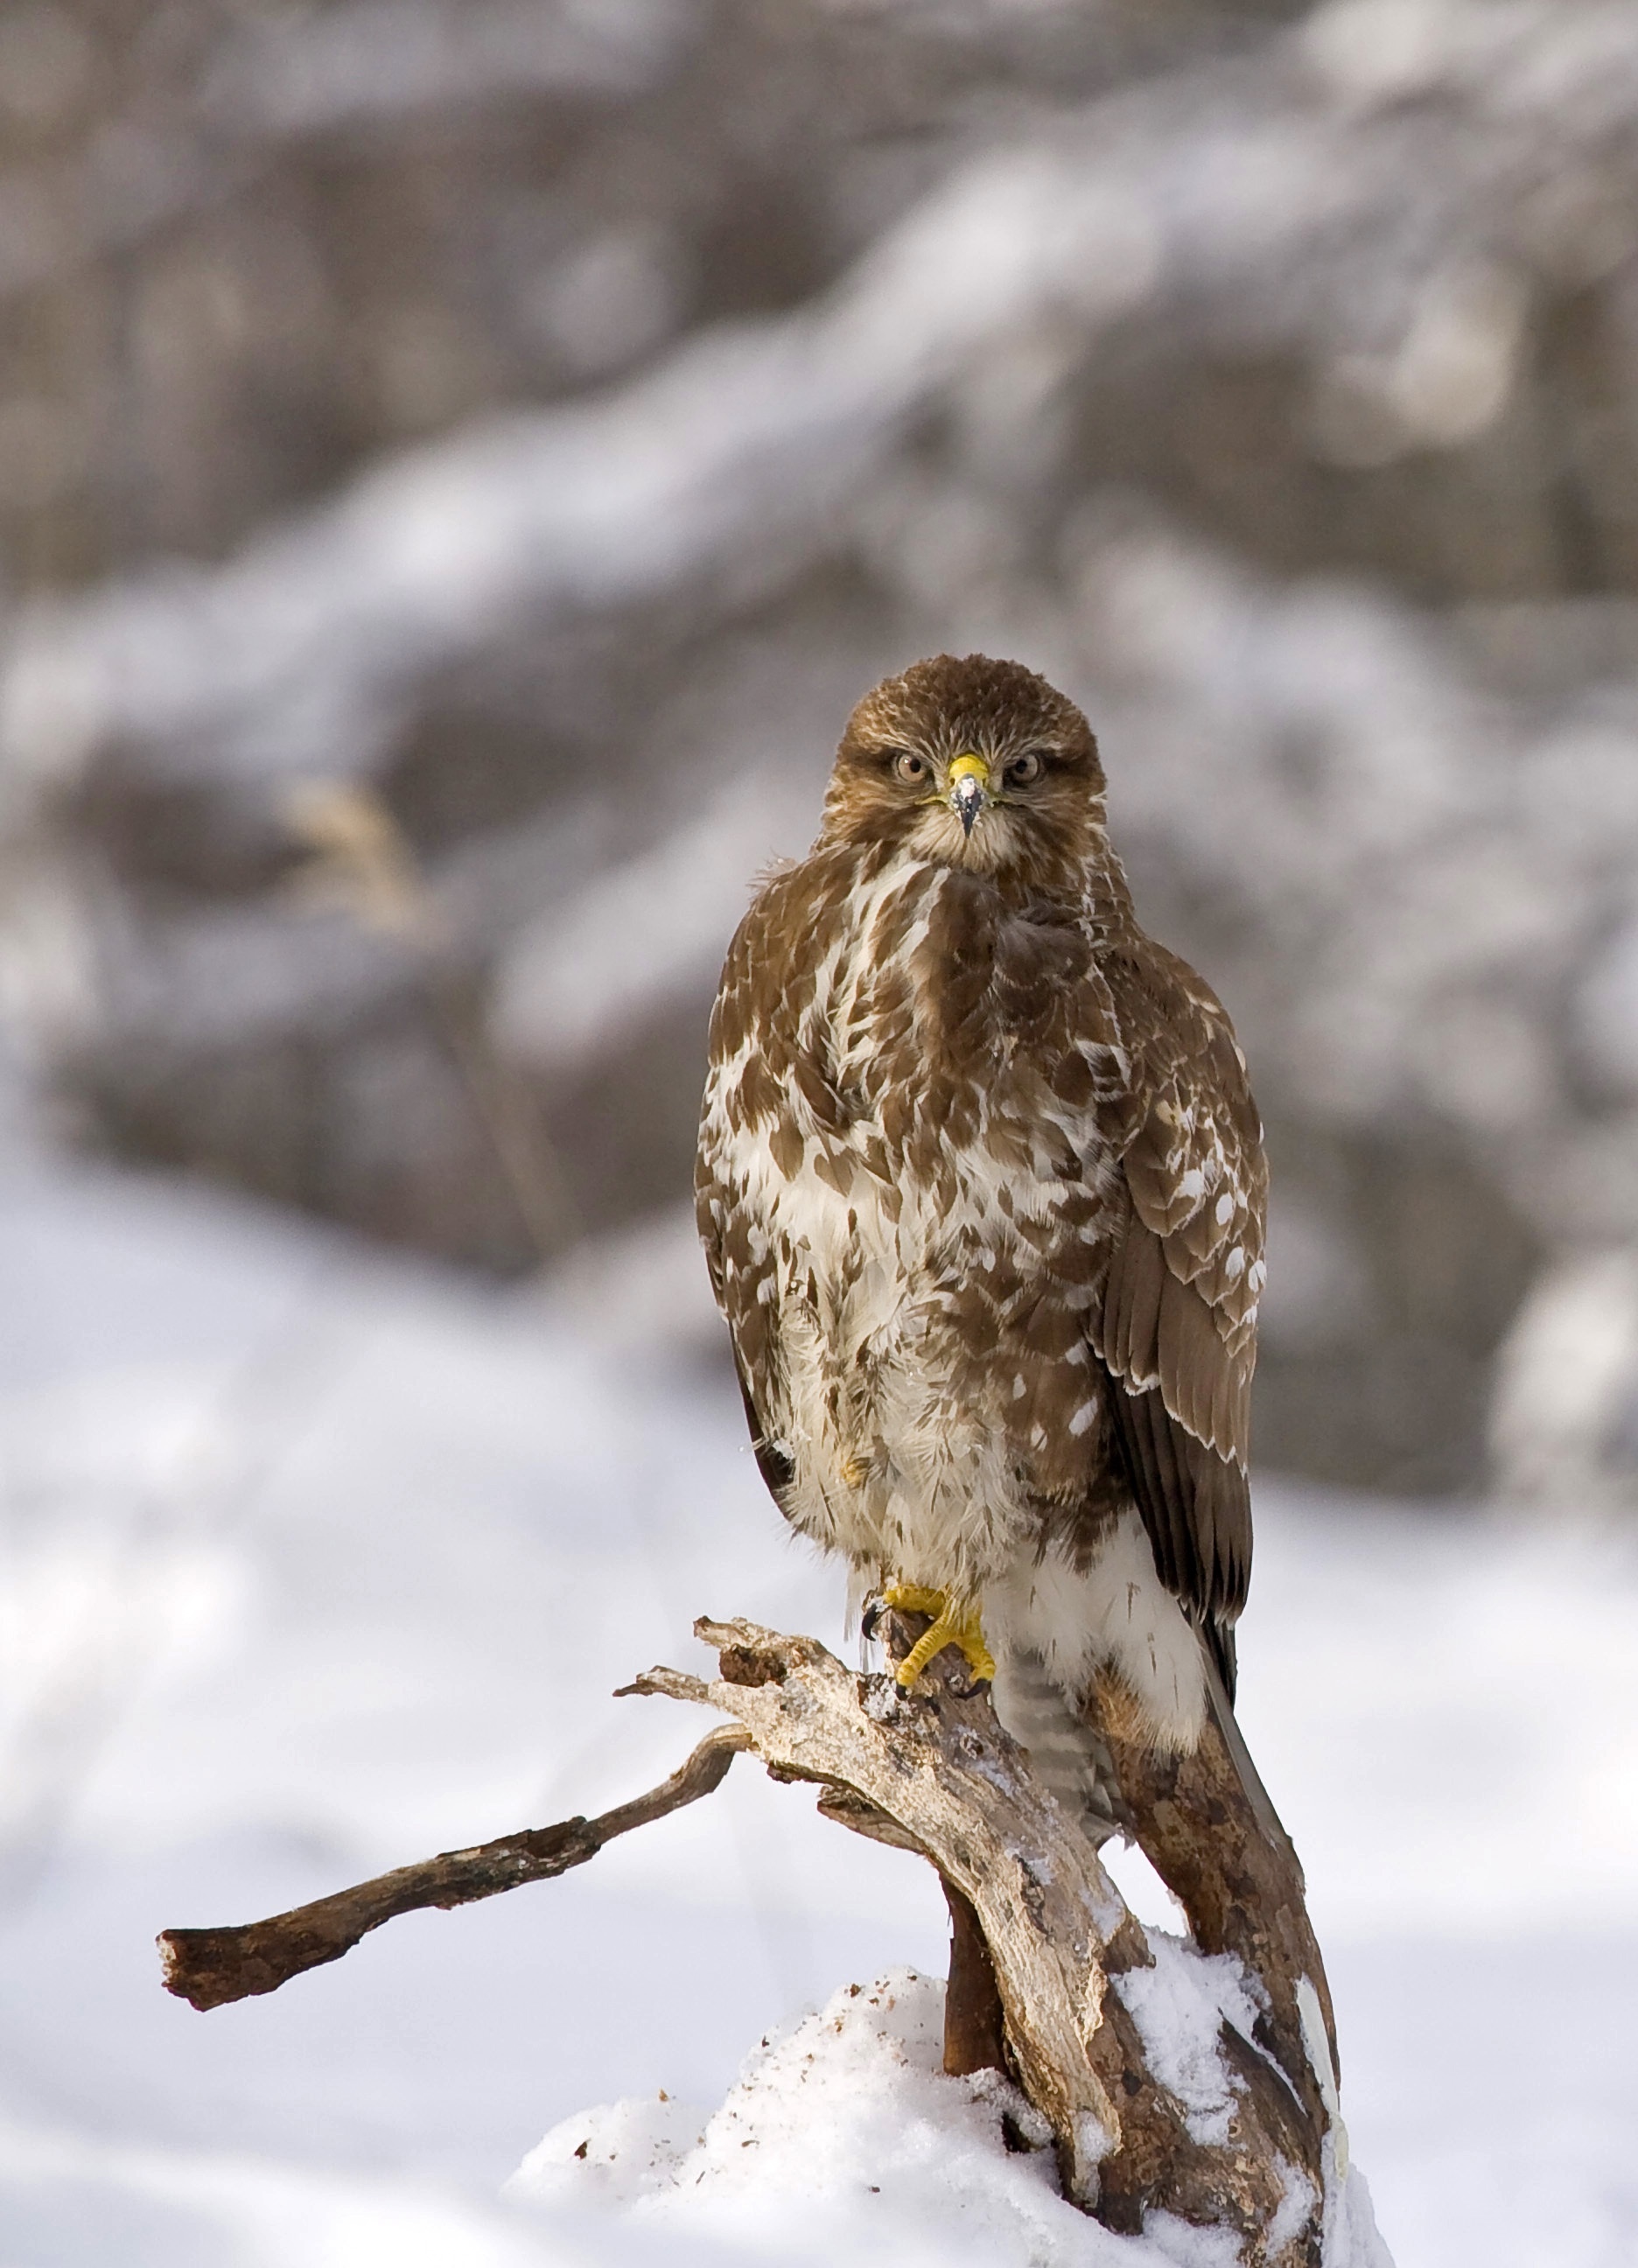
[695,654,1266,1835]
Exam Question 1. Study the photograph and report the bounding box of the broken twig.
[158,1722,748,2011]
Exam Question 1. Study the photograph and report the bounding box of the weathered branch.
[1098,1682,1341,2141]
[158,1616,1336,2263]
[631,1619,1326,2258]
[158,1722,748,2011]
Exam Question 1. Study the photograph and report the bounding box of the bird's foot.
[882,1585,995,1690]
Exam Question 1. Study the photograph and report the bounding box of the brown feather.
[696,651,1267,1740]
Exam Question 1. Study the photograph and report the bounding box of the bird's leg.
[882,1584,995,1690]
[881,1581,946,1620]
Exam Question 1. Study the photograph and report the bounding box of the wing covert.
[1093,943,1268,1690]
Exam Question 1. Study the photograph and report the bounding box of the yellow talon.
[882,1585,995,1690]
[883,1582,946,1617]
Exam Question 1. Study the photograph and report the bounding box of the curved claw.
[884,1586,994,1690]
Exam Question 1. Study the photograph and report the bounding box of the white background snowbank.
[1,1092,1635,2264]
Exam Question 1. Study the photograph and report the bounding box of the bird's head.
[821,653,1108,881]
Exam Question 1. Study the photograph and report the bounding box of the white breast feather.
[988,1517,1206,1752]
[710,853,1207,1745]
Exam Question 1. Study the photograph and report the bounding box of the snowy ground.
[1,1114,1636,2265]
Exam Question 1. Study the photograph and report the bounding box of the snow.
[509,1969,1379,2268]
[200,0,684,141]
[12,0,1638,808]
[1489,1250,1638,1509]
[512,1973,1111,2264]
[1,1096,1636,2263]
[489,774,816,1076]
[1113,1943,1265,2152]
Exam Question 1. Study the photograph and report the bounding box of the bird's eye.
[892,750,928,783]
[1004,750,1043,787]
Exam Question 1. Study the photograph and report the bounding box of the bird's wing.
[1092,941,1266,1691]
[695,881,800,1508]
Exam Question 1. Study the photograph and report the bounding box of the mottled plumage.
[696,654,1265,1830]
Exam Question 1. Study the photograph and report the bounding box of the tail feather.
[990,1646,1125,1844]
[1205,1611,1237,1704]
[995,1629,1298,1888]
[1200,1643,1302,1881]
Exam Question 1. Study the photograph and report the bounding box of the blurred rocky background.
[2,0,1638,1502]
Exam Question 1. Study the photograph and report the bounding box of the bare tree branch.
[157,1617,1337,2261]
[158,1722,748,2012]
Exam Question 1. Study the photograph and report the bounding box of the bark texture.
[632,1619,1331,2257]
[940,1880,1010,2082]
[1101,1689,1341,2139]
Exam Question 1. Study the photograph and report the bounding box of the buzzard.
[695,654,1266,1835]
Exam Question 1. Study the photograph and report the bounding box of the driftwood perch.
[158,1615,1339,2263]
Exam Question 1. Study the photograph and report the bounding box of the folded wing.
[1093,944,1267,1697]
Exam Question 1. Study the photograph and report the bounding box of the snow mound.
[509,1966,1392,2267]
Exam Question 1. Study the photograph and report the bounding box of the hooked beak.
[948,753,990,838]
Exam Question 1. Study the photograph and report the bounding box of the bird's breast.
[701,852,1127,1586]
